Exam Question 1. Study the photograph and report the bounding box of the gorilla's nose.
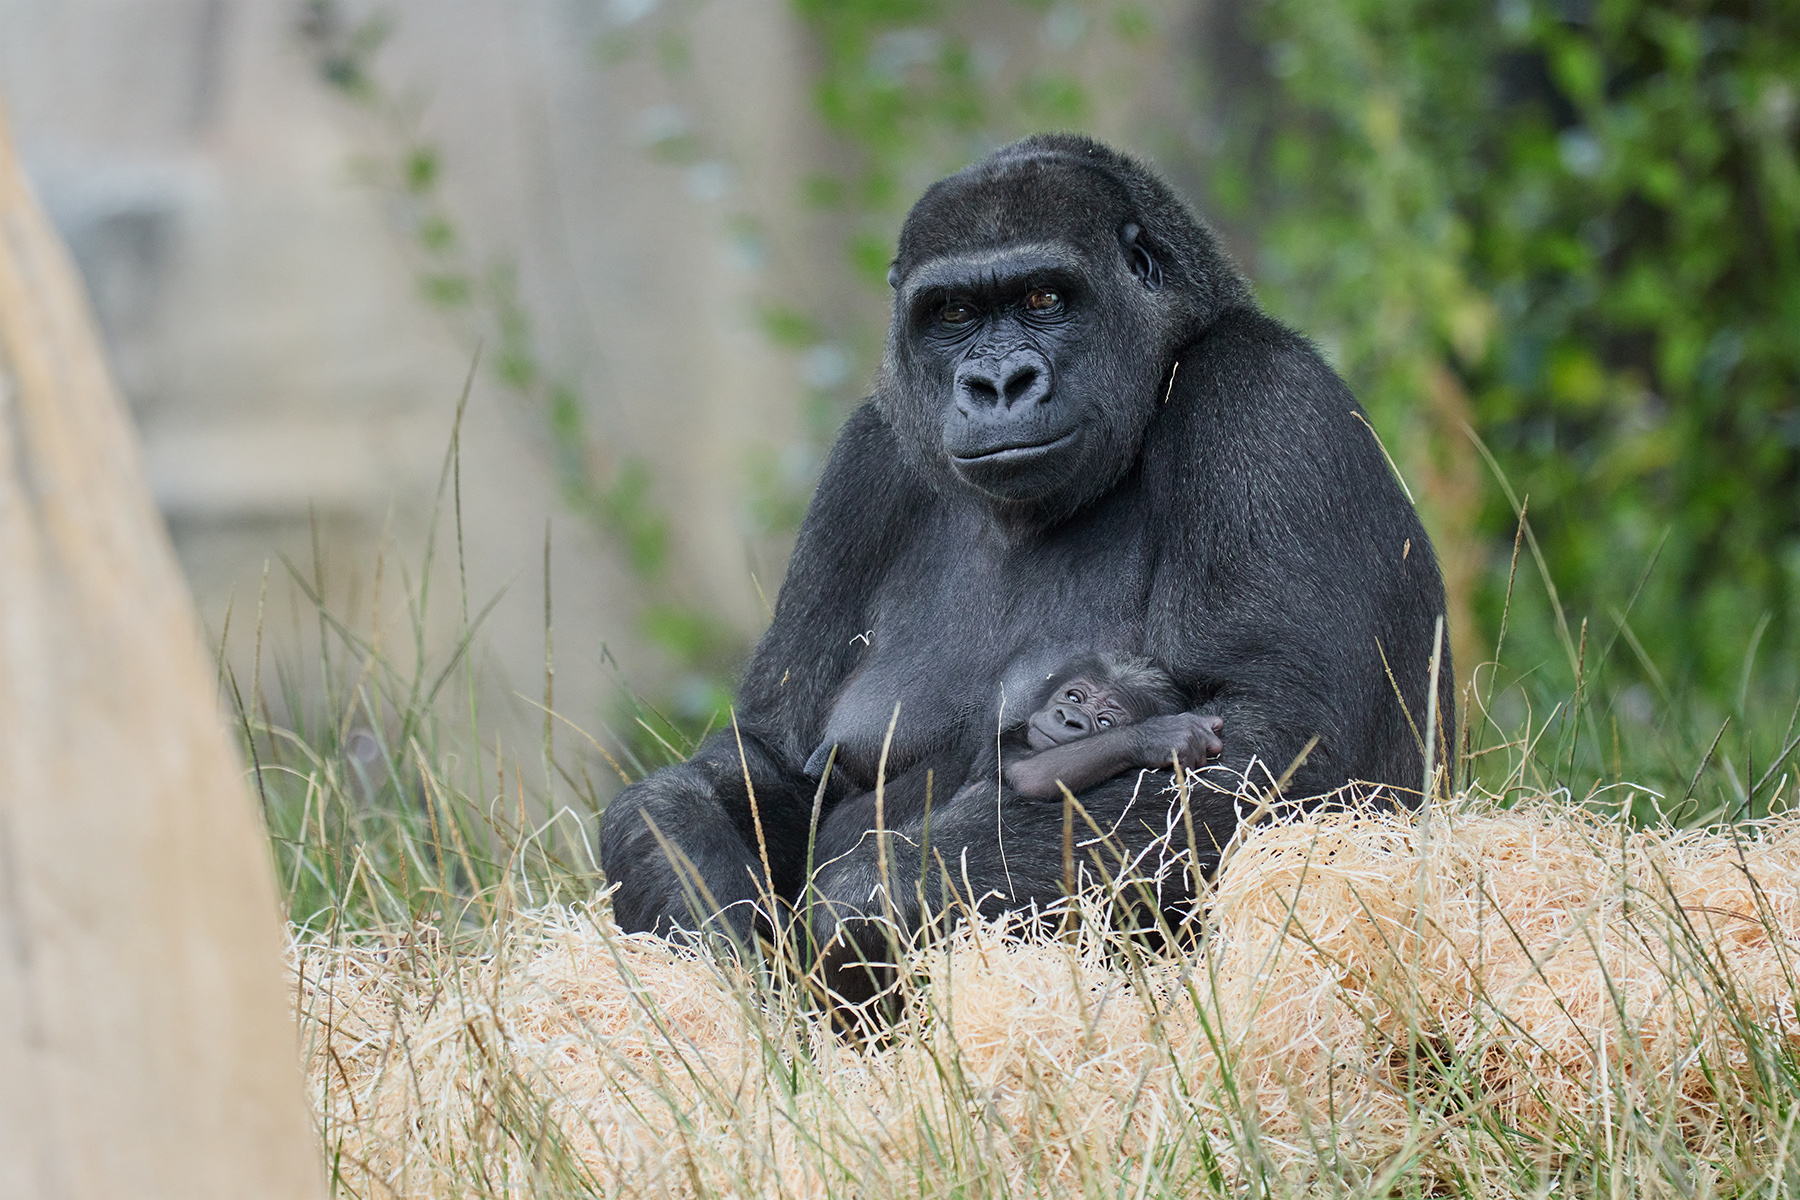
[1053,704,1089,733]
[955,350,1052,413]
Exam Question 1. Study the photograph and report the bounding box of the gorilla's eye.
[940,301,976,325]
[1025,289,1061,312]
[1065,689,1084,703]
[1097,715,1113,728]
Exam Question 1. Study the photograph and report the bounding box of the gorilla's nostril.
[961,374,1000,407]
[1002,367,1042,407]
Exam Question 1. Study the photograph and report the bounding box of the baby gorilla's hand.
[1131,713,1225,769]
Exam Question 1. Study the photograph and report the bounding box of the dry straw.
[295,795,1800,1198]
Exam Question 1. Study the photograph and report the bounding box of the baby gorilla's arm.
[1004,713,1224,799]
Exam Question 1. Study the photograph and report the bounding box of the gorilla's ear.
[887,262,901,290]
[1120,222,1164,291]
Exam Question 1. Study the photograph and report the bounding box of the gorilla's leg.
[803,765,938,1017]
[602,769,762,940]
[599,732,819,942]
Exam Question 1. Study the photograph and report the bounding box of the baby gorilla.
[1004,652,1224,799]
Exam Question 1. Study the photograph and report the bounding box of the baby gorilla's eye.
[1097,715,1113,728]
[1025,288,1061,312]
[940,301,976,325]
[1065,689,1083,703]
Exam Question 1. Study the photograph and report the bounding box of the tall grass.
[237,431,1800,1199]
[1456,487,1800,828]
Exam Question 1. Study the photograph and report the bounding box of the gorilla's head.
[878,134,1248,523]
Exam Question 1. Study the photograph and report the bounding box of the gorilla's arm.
[1145,308,1453,801]
[1004,713,1224,798]
[598,407,931,936]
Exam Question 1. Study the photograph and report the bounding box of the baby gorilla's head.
[1025,652,1185,752]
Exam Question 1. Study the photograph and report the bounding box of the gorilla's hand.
[1129,713,1225,770]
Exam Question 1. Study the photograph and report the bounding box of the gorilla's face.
[880,158,1178,518]
[905,243,1117,502]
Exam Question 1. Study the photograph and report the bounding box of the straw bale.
[295,798,1800,1196]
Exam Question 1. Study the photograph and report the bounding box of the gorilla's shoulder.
[801,401,935,546]
[827,401,900,462]
[1189,306,1349,404]
[1165,306,1395,514]
[816,402,919,503]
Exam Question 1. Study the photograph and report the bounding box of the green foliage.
[1218,0,1800,711]
[756,303,822,350]
[297,0,391,100]
[1018,70,1091,124]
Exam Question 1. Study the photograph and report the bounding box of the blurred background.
[2,0,1795,810]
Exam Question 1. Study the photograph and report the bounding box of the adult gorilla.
[599,134,1452,940]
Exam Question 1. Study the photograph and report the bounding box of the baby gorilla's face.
[1025,676,1131,751]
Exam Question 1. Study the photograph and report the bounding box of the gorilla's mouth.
[948,428,1080,466]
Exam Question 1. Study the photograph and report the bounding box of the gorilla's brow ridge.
[902,244,1087,295]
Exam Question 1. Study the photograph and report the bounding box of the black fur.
[597,134,1453,945]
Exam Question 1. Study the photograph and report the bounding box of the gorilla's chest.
[817,506,1155,786]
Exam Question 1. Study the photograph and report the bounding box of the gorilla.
[598,133,1452,945]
